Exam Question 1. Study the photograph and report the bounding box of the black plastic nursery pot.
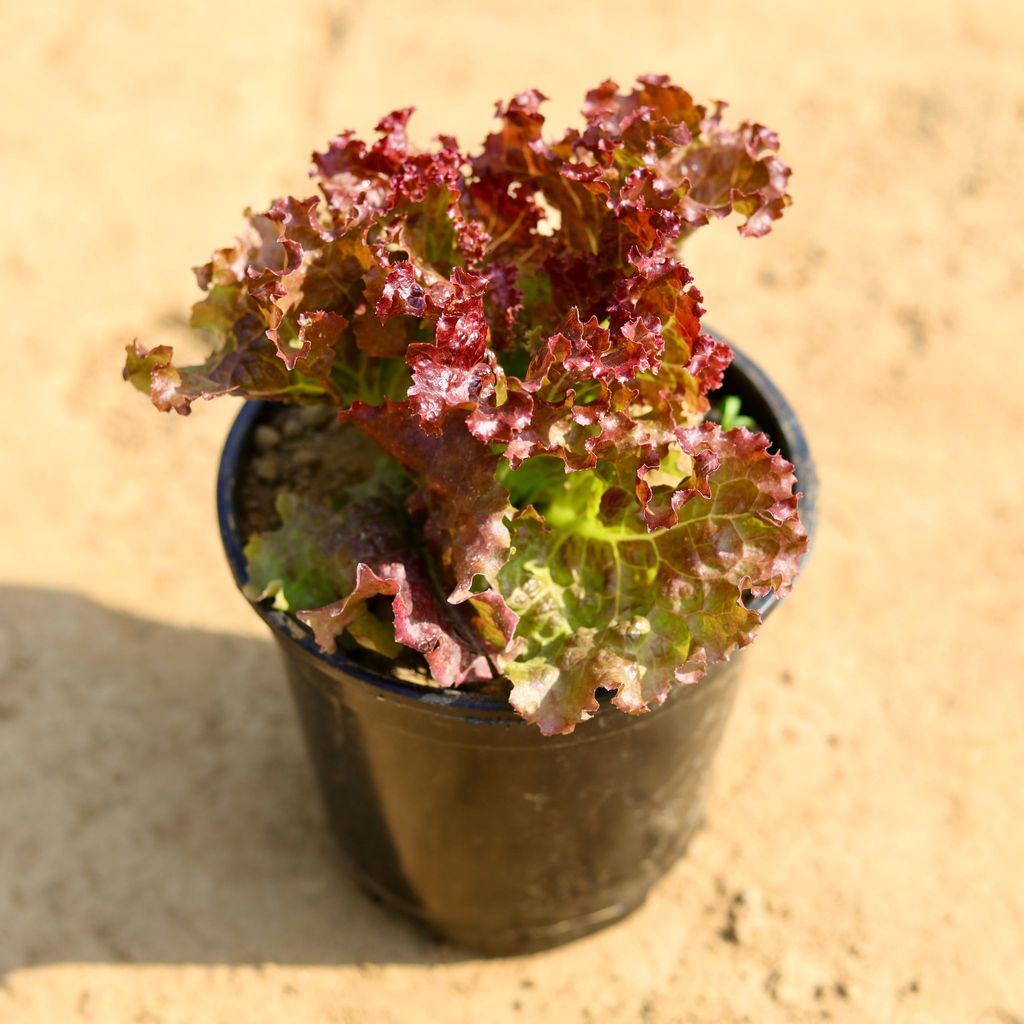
[217,341,818,955]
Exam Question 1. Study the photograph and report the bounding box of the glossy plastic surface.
[217,342,817,953]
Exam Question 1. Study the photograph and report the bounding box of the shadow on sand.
[0,587,463,972]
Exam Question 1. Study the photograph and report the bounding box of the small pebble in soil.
[254,424,281,450]
[252,455,281,484]
[282,416,304,439]
[297,403,334,428]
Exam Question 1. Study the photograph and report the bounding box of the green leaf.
[498,424,806,734]
[244,457,518,684]
[244,487,404,658]
[718,394,759,431]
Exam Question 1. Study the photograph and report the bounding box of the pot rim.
[216,339,818,716]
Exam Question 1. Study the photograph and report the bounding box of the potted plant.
[125,75,816,953]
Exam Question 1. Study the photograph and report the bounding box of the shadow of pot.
[216,340,817,955]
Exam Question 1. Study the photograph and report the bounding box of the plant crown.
[126,75,806,734]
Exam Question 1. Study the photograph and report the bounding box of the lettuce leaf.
[341,400,513,602]
[244,468,516,686]
[500,425,806,734]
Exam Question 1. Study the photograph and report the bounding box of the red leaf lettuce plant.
[125,75,807,735]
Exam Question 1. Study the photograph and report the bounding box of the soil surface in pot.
[236,403,377,537]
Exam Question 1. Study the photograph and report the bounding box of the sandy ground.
[2,1,1023,1021]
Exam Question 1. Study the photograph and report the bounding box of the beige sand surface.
[2,1,1023,1021]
